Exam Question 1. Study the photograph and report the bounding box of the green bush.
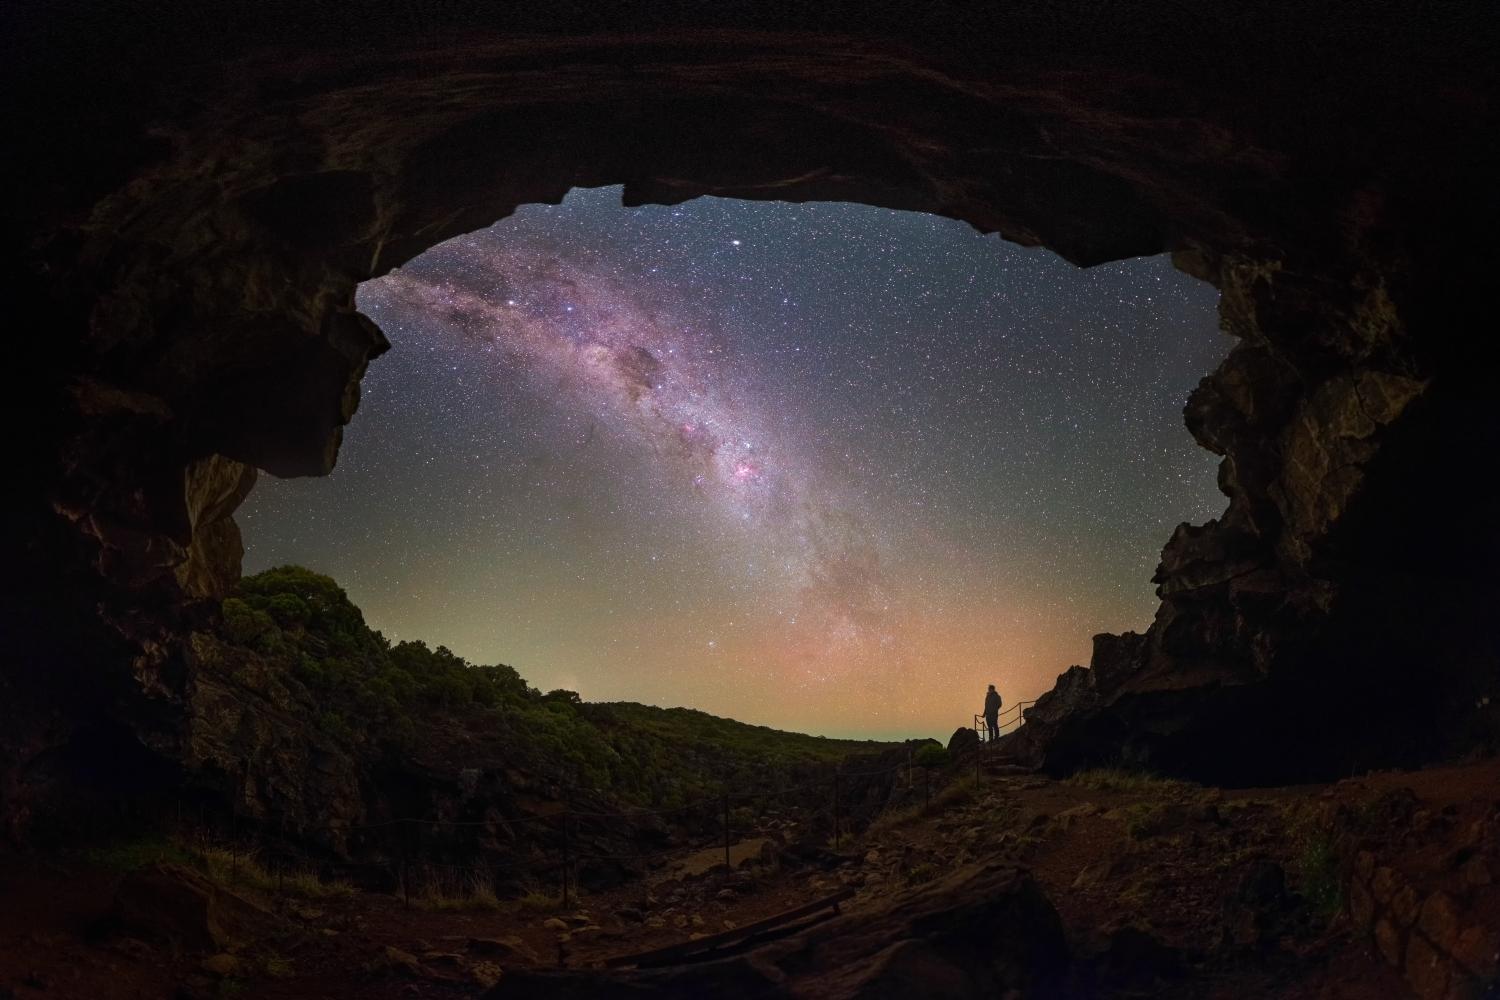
[1287,808,1343,925]
[914,744,949,769]
[265,593,310,627]
[210,565,890,807]
[318,710,354,743]
[221,598,276,646]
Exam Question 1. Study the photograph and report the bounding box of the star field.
[239,187,1229,739]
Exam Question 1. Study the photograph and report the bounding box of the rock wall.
[5,0,1499,831]
[1334,783,1500,1000]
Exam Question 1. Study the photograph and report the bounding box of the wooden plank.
[604,887,855,968]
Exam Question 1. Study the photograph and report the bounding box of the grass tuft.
[1066,768,1195,796]
[865,803,924,837]
[864,774,984,839]
[406,866,503,912]
[262,954,295,979]
[199,846,277,892]
[515,889,564,913]
[83,835,194,873]
[931,775,979,810]
[84,833,355,901]
[1286,809,1343,925]
[283,868,356,899]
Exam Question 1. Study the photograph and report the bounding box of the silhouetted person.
[983,684,1002,742]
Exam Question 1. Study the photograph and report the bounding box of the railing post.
[561,812,571,908]
[832,770,841,849]
[722,792,731,871]
[401,823,411,910]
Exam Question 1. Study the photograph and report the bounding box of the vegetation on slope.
[207,565,889,809]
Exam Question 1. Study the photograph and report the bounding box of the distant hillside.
[200,565,897,819]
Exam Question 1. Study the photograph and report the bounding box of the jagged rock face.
[4,0,1498,827]
[1009,263,1500,780]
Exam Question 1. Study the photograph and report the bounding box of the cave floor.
[5,757,1497,998]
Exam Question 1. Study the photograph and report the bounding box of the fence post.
[561,812,570,908]
[907,746,913,789]
[832,769,841,849]
[924,767,930,810]
[401,824,410,910]
[722,792,731,871]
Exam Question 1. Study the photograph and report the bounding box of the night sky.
[240,187,1229,740]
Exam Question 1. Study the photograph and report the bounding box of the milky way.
[240,187,1230,739]
[367,237,901,685]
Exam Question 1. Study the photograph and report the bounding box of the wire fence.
[975,700,1035,742]
[154,750,970,911]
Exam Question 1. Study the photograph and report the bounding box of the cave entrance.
[237,187,1228,741]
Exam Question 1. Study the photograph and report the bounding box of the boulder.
[947,728,979,755]
[380,946,422,977]
[111,864,266,952]
[200,954,240,977]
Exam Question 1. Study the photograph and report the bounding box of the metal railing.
[974,699,1035,742]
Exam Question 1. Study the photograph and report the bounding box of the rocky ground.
[2,756,1496,999]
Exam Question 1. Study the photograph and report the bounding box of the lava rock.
[487,862,1067,998]
[110,864,266,952]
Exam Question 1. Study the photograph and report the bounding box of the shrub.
[409,866,502,912]
[515,889,564,913]
[906,862,937,885]
[265,593,310,627]
[914,744,949,769]
[198,845,277,892]
[1286,807,1343,924]
[212,566,893,811]
[318,711,354,743]
[283,869,356,899]
[931,774,978,810]
[1120,802,1182,840]
[221,598,276,646]
[865,803,924,837]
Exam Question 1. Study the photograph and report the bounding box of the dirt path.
[671,837,770,878]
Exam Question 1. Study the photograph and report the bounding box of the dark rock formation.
[948,728,980,756]
[4,0,1499,830]
[109,864,270,952]
[490,862,1068,999]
